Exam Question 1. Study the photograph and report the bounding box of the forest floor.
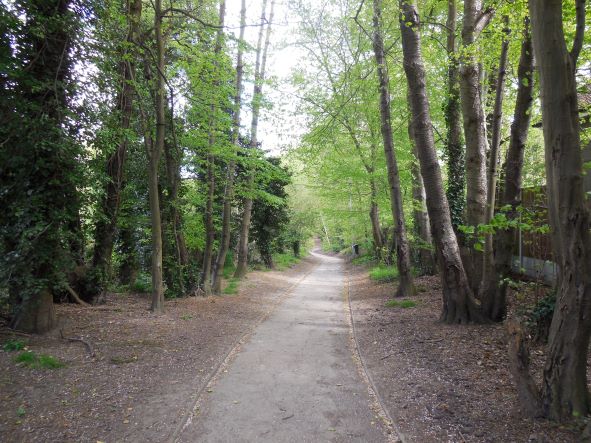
[1,253,588,443]
[347,262,585,443]
[0,255,317,443]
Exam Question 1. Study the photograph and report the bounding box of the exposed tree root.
[60,329,96,358]
[65,285,91,307]
[506,319,542,417]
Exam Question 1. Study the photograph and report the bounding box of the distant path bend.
[177,252,393,442]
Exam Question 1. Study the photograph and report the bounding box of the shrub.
[273,252,300,271]
[130,273,152,293]
[223,278,239,295]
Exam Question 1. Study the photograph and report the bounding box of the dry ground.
[347,263,585,443]
[0,256,317,443]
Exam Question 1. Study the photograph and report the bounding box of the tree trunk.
[91,0,142,292]
[8,0,75,333]
[148,0,166,313]
[481,18,510,292]
[369,178,385,260]
[399,0,484,323]
[529,0,591,421]
[460,0,491,292]
[200,0,227,294]
[212,0,246,293]
[235,0,274,279]
[371,0,415,298]
[409,119,436,276]
[444,0,465,230]
[480,18,533,322]
[119,223,139,286]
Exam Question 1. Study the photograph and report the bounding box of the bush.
[352,254,375,266]
[273,252,300,271]
[129,273,152,293]
[223,278,239,295]
[369,266,398,282]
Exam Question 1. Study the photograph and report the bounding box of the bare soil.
[0,256,317,443]
[347,263,584,443]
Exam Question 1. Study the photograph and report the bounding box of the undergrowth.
[3,339,26,352]
[14,351,64,369]
[223,278,239,295]
[352,254,375,266]
[385,299,417,309]
[369,265,398,282]
[273,252,300,271]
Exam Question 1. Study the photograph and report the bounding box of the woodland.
[1,0,591,438]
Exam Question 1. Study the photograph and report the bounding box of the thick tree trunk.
[91,0,142,290]
[148,0,166,313]
[9,0,75,332]
[212,0,246,293]
[200,0,227,294]
[480,19,531,323]
[460,0,491,292]
[371,0,416,298]
[481,19,509,291]
[529,0,591,421]
[235,0,274,279]
[444,0,465,230]
[399,0,484,323]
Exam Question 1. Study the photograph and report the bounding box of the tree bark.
[444,0,465,230]
[371,0,416,298]
[481,18,510,292]
[200,0,227,294]
[235,0,274,279]
[91,0,142,292]
[529,0,591,420]
[480,18,532,323]
[399,0,484,323]
[212,0,246,293]
[369,178,385,260]
[147,0,166,313]
[460,0,491,292]
[409,118,436,276]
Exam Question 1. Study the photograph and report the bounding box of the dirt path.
[176,252,390,442]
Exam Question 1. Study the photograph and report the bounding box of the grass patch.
[273,252,300,271]
[14,351,64,369]
[385,299,417,309]
[180,314,193,320]
[223,278,239,295]
[2,339,26,352]
[369,266,399,282]
[352,254,375,266]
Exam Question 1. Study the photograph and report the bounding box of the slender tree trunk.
[460,0,491,292]
[529,0,591,420]
[481,18,509,290]
[480,19,533,322]
[119,222,139,286]
[369,178,385,260]
[201,0,227,294]
[371,0,415,298]
[148,0,166,313]
[91,0,142,291]
[444,0,465,230]
[409,117,436,275]
[212,0,246,293]
[399,0,484,323]
[235,0,274,279]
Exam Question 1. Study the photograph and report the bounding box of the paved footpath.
[176,252,388,443]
